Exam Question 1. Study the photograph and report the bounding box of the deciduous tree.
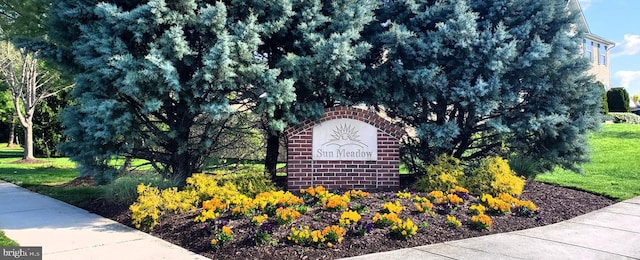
[0,41,71,160]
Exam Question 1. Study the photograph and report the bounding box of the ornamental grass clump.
[339,210,362,227]
[391,218,419,239]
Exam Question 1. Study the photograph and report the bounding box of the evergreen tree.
[595,82,608,114]
[239,0,377,177]
[46,0,377,182]
[49,0,295,184]
[370,0,601,172]
[607,87,630,112]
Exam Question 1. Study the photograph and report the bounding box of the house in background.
[568,0,616,89]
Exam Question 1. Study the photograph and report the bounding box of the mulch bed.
[80,181,615,259]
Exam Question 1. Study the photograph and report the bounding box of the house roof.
[567,0,616,47]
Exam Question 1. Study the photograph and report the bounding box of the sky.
[578,0,640,95]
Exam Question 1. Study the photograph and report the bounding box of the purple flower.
[455,192,470,200]
[260,223,276,234]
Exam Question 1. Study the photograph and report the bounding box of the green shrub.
[507,155,542,180]
[595,82,608,114]
[606,113,640,124]
[607,88,630,112]
[413,154,465,192]
[103,172,180,206]
[466,156,525,196]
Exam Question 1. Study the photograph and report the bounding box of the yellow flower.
[210,238,217,245]
[382,201,405,214]
[339,210,362,226]
[222,226,232,236]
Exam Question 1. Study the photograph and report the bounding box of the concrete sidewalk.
[0,181,208,260]
[343,196,640,260]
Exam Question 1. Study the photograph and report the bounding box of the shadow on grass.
[0,166,104,207]
[21,183,105,206]
[0,149,22,158]
[593,129,640,140]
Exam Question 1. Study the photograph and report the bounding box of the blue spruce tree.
[370,0,601,172]
[232,0,378,177]
[48,0,295,184]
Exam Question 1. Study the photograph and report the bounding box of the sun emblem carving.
[322,123,368,148]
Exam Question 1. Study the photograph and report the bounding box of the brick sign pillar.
[285,106,404,190]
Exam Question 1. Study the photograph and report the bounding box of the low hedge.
[605,113,640,124]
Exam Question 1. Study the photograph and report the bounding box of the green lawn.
[0,150,104,206]
[536,124,640,200]
[0,230,18,246]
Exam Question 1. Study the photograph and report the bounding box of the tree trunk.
[7,115,16,147]
[265,131,280,181]
[22,122,35,160]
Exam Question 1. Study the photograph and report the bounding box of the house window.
[583,39,593,62]
[598,44,607,65]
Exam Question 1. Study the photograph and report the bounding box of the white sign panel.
[312,119,377,161]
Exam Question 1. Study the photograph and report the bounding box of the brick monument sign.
[285,106,404,190]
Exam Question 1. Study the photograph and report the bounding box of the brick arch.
[285,106,404,191]
[286,106,404,139]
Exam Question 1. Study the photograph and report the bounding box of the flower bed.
[119,180,615,259]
